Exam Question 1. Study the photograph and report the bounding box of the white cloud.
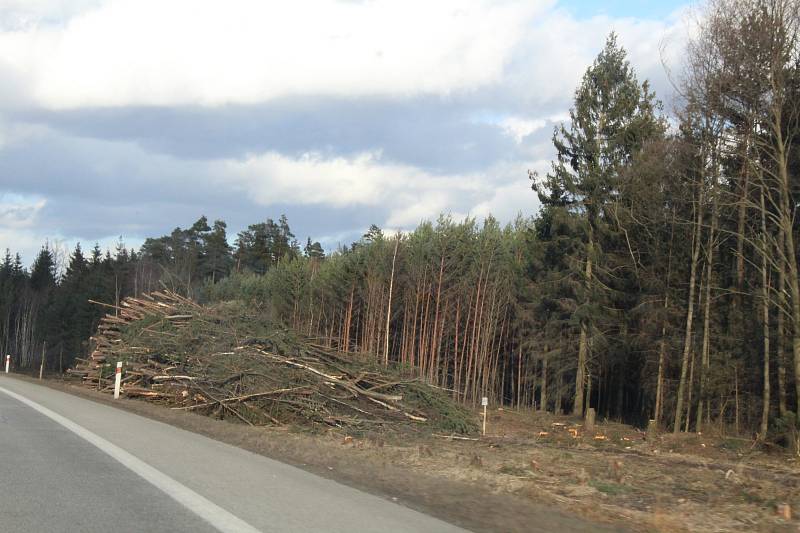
[0,228,142,270]
[222,150,488,228]
[0,0,551,109]
[500,117,547,143]
[469,159,546,221]
[0,227,42,263]
[0,0,101,30]
[0,193,46,228]
[0,1,696,257]
[223,149,549,231]
[497,6,691,115]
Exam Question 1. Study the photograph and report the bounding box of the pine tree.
[202,219,233,283]
[304,238,325,259]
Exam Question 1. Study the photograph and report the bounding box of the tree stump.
[585,407,596,434]
[646,419,658,441]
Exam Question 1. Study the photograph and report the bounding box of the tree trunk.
[735,166,749,304]
[585,407,596,433]
[655,210,676,427]
[760,185,771,437]
[778,225,788,418]
[655,313,668,427]
[384,236,400,366]
[555,368,563,415]
[734,364,740,434]
[574,230,593,416]
[685,349,695,433]
[696,203,716,433]
[430,255,445,384]
[541,354,548,412]
[777,146,800,426]
[674,194,704,434]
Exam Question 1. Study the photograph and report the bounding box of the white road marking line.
[0,384,262,533]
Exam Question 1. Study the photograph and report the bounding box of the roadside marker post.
[39,342,46,380]
[481,396,488,436]
[4,354,9,374]
[114,361,123,399]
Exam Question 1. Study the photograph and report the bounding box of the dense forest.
[3,0,800,441]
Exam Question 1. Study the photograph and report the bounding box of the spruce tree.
[30,246,56,291]
[532,33,665,415]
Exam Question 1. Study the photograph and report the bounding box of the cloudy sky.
[0,0,691,266]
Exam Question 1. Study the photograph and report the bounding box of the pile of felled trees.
[69,291,475,434]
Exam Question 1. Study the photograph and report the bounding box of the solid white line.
[0,384,262,533]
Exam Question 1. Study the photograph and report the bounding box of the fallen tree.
[69,291,476,434]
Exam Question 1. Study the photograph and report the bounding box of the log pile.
[69,291,475,434]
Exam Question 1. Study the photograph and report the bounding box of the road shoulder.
[3,374,625,533]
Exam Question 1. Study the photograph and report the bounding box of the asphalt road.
[0,376,467,533]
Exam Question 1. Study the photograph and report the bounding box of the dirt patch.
[19,374,800,532]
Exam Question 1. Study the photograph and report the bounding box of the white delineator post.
[39,343,46,380]
[481,396,488,436]
[4,355,10,374]
[114,361,123,399]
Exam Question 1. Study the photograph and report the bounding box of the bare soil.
[21,375,800,532]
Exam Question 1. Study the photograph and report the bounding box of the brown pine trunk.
[434,301,448,386]
[487,310,506,402]
[430,255,445,383]
[400,298,409,365]
[410,280,422,369]
[464,267,486,403]
[384,236,399,365]
[419,274,432,379]
[452,299,461,400]
[457,294,473,400]
[344,286,355,352]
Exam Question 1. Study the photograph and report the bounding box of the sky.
[0,0,692,267]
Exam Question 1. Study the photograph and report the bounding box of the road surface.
[0,376,467,533]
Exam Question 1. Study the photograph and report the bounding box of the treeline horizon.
[3,0,800,446]
[0,213,325,370]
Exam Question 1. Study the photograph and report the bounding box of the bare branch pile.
[69,292,475,434]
